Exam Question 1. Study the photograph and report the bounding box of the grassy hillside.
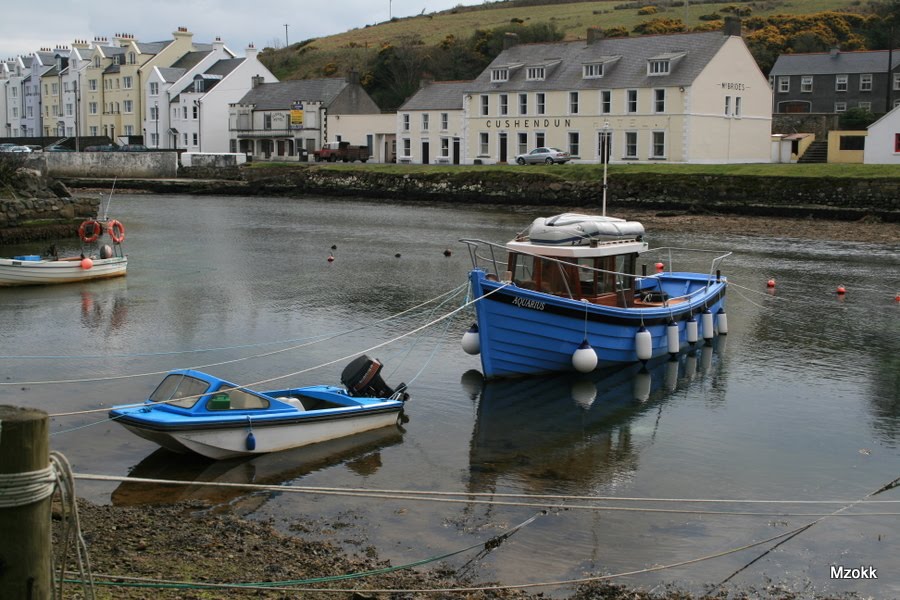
[260,0,873,83]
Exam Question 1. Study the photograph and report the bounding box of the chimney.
[587,27,603,45]
[213,36,225,53]
[503,32,519,50]
[830,47,840,58]
[347,69,360,86]
[251,74,264,88]
[723,16,741,37]
[419,76,434,89]
[245,43,258,59]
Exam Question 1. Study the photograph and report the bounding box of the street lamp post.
[154,101,159,148]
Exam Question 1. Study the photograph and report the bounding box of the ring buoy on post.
[78,220,102,243]
[107,219,126,244]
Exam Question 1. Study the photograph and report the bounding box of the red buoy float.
[836,285,846,295]
[80,257,93,270]
[655,262,664,273]
[767,278,776,288]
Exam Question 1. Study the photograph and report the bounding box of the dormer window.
[583,63,604,79]
[648,60,670,75]
[128,52,136,65]
[93,56,100,68]
[526,67,545,81]
[491,68,509,82]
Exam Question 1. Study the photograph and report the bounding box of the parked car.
[45,144,74,152]
[0,143,17,152]
[120,144,150,152]
[1,145,33,153]
[84,144,118,152]
[514,147,570,165]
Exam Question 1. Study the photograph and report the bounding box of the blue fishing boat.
[109,356,409,460]
[460,213,729,379]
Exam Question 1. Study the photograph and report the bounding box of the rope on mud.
[49,282,505,419]
[72,473,900,515]
[62,519,811,595]
[4,283,469,387]
[63,510,547,591]
[50,452,95,600]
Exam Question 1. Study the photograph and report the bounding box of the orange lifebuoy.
[78,220,102,243]
[107,219,126,244]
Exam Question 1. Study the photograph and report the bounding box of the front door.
[422,141,430,164]
[597,130,612,163]
[453,138,460,164]
[498,133,508,163]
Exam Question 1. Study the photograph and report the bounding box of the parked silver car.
[0,145,33,153]
[514,147,570,165]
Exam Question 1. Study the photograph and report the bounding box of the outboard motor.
[341,355,407,400]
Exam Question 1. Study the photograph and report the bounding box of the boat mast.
[601,121,609,217]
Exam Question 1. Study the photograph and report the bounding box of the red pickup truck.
[314,141,370,163]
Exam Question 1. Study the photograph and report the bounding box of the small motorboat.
[0,217,127,286]
[460,212,730,379]
[109,356,409,460]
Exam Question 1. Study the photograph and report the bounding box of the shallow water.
[1,194,899,597]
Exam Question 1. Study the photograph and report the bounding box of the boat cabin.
[504,239,648,306]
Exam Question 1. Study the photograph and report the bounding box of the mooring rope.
[50,452,95,600]
[0,465,56,508]
[50,283,506,419]
[3,282,469,387]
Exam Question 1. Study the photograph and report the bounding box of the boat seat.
[277,397,306,411]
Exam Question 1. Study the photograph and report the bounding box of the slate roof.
[236,78,351,110]
[770,50,900,76]
[158,67,186,83]
[465,30,731,93]
[399,81,472,111]
[137,41,171,55]
[205,57,244,77]
[170,50,211,70]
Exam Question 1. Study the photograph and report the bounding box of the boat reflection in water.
[464,341,723,497]
[111,426,404,511]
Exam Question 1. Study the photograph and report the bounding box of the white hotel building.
[453,18,771,165]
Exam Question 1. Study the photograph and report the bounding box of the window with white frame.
[535,132,545,147]
[123,76,133,89]
[536,93,545,115]
[834,101,847,112]
[499,94,508,116]
[626,89,637,113]
[800,76,813,93]
[88,102,97,115]
[778,76,789,93]
[491,68,508,82]
[150,133,159,146]
[583,63,604,79]
[480,95,489,116]
[519,93,527,115]
[894,73,900,91]
[51,82,58,95]
[725,96,731,116]
[858,101,872,110]
[526,66,544,81]
[860,74,873,91]
[183,133,188,146]
[66,103,73,116]
[123,100,133,113]
[89,126,98,136]
[183,106,188,119]
[124,125,134,135]
[479,132,489,155]
[601,90,611,114]
[568,132,580,157]
[422,113,429,131]
[150,105,158,120]
[192,133,198,146]
[150,81,159,95]
[651,131,666,158]
[653,88,665,113]
[440,112,448,130]
[11,107,17,118]
[647,60,670,75]
[518,132,528,155]
[10,87,16,98]
[402,138,411,157]
[89,79,97,91]
[402,113,410,131]
[734,96,742,117]
[440,137,449,157]
[128,52,136,65]
[625,131,637,158]
[569,91,579,114]
[264,113,272,129]
[835,74,848,92]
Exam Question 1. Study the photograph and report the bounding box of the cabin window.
[508,253,536,288]
[206,388,270,410]
[150,374,210,409]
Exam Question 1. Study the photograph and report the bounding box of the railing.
[232,128,299,138]
[459,238,730,306]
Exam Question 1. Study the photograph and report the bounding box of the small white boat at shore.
[0,218,127,286]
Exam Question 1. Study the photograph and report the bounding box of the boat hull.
[469,269,726,379]
[115,407,403,460]
[0,256,127,286]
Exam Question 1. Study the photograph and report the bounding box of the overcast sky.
[1,1,485,61]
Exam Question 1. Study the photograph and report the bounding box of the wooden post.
[0,406,51,600]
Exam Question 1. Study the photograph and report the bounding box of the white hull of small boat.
[121,410,402,460]
[0,256,127,286]
[525,213,645,246]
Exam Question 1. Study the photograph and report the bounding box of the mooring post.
[0,406,52,600]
